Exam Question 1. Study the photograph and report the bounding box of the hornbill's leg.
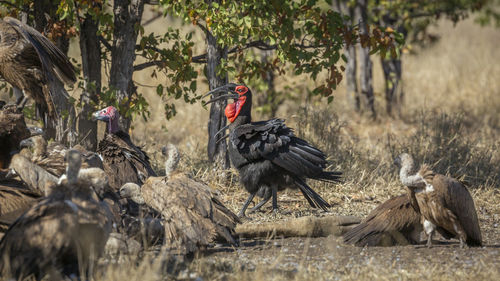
[238,192,256,218]
[271,185,278,213]
[248,190,272,214]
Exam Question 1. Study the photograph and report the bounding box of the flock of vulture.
[0,16,483,280]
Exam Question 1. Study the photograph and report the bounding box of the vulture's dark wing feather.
[4,17,76,87]
[98,132,156,191]
[343,195,422,246]
[0,197,79,279]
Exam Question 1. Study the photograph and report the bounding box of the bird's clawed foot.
[237,213,252,222]
[270,208,282,219]
[426,239,433,248]
[459,238,468,249]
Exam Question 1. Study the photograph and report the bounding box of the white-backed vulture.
[0,103,30,172]
[343,194,423,246]
[394,153,482,247]
[0,150,113,280]
[0,17,75,122]
[19,135,103,177]
[92,106,156,191]
[120,144,240,253]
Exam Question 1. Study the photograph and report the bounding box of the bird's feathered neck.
[107,115,120,134]
[398,155,426,189]
[418,164,435,183]
[229,114,252,128]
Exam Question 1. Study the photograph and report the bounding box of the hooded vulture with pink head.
[93,106,156,191]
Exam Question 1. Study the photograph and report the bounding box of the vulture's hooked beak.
[19,138,34,149]
[92,111,108,122]
[393,155,402,168]
[27,126,44,137]
[5,168,17,179]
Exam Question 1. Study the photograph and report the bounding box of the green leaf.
[156,84,164,96]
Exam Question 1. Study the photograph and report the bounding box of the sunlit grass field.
[112,15,500,281]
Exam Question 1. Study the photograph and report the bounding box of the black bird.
[204,83,341,217]
[0,17,76,122]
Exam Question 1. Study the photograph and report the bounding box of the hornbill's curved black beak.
[202,84,240,105]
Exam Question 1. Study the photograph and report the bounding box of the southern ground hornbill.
[204,83,342,217]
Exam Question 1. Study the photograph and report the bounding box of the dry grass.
[96,16,500,281]
[2,10,500,281]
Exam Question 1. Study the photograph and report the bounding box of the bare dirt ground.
[178,190,500,281]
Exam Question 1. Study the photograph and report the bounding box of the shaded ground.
[189,222,500,280]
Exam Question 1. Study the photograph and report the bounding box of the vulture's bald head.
[119,183,144,204]
[394,153,414,169]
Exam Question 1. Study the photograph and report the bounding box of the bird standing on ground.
[119,144,240,253]
[0,150,113,280]
[203,83,341,217]
[92,106,156,191]
[394,153,482,247]
[0,17,75,126]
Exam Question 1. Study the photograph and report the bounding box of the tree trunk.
[77,13,101,150]
[355,0,376,119]
[205,0,229,169]
[110,0,145,132]
[33,0,75,145]
[33,0,69,54]
[380,15,407,117]
[256,50,281,117]
[381,57,403,116]
[335,0,360,111]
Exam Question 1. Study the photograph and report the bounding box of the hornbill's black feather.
[204,84,341,217]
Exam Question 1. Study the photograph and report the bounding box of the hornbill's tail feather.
[293,177,330,211]
[315,171,343,183]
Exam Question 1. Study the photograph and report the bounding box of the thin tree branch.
[133,40,326,72]
[99,36,113,51]
[0,0,19,9]
[134,61,164,71]
[142,12,162,26]
[197,22,209,34]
